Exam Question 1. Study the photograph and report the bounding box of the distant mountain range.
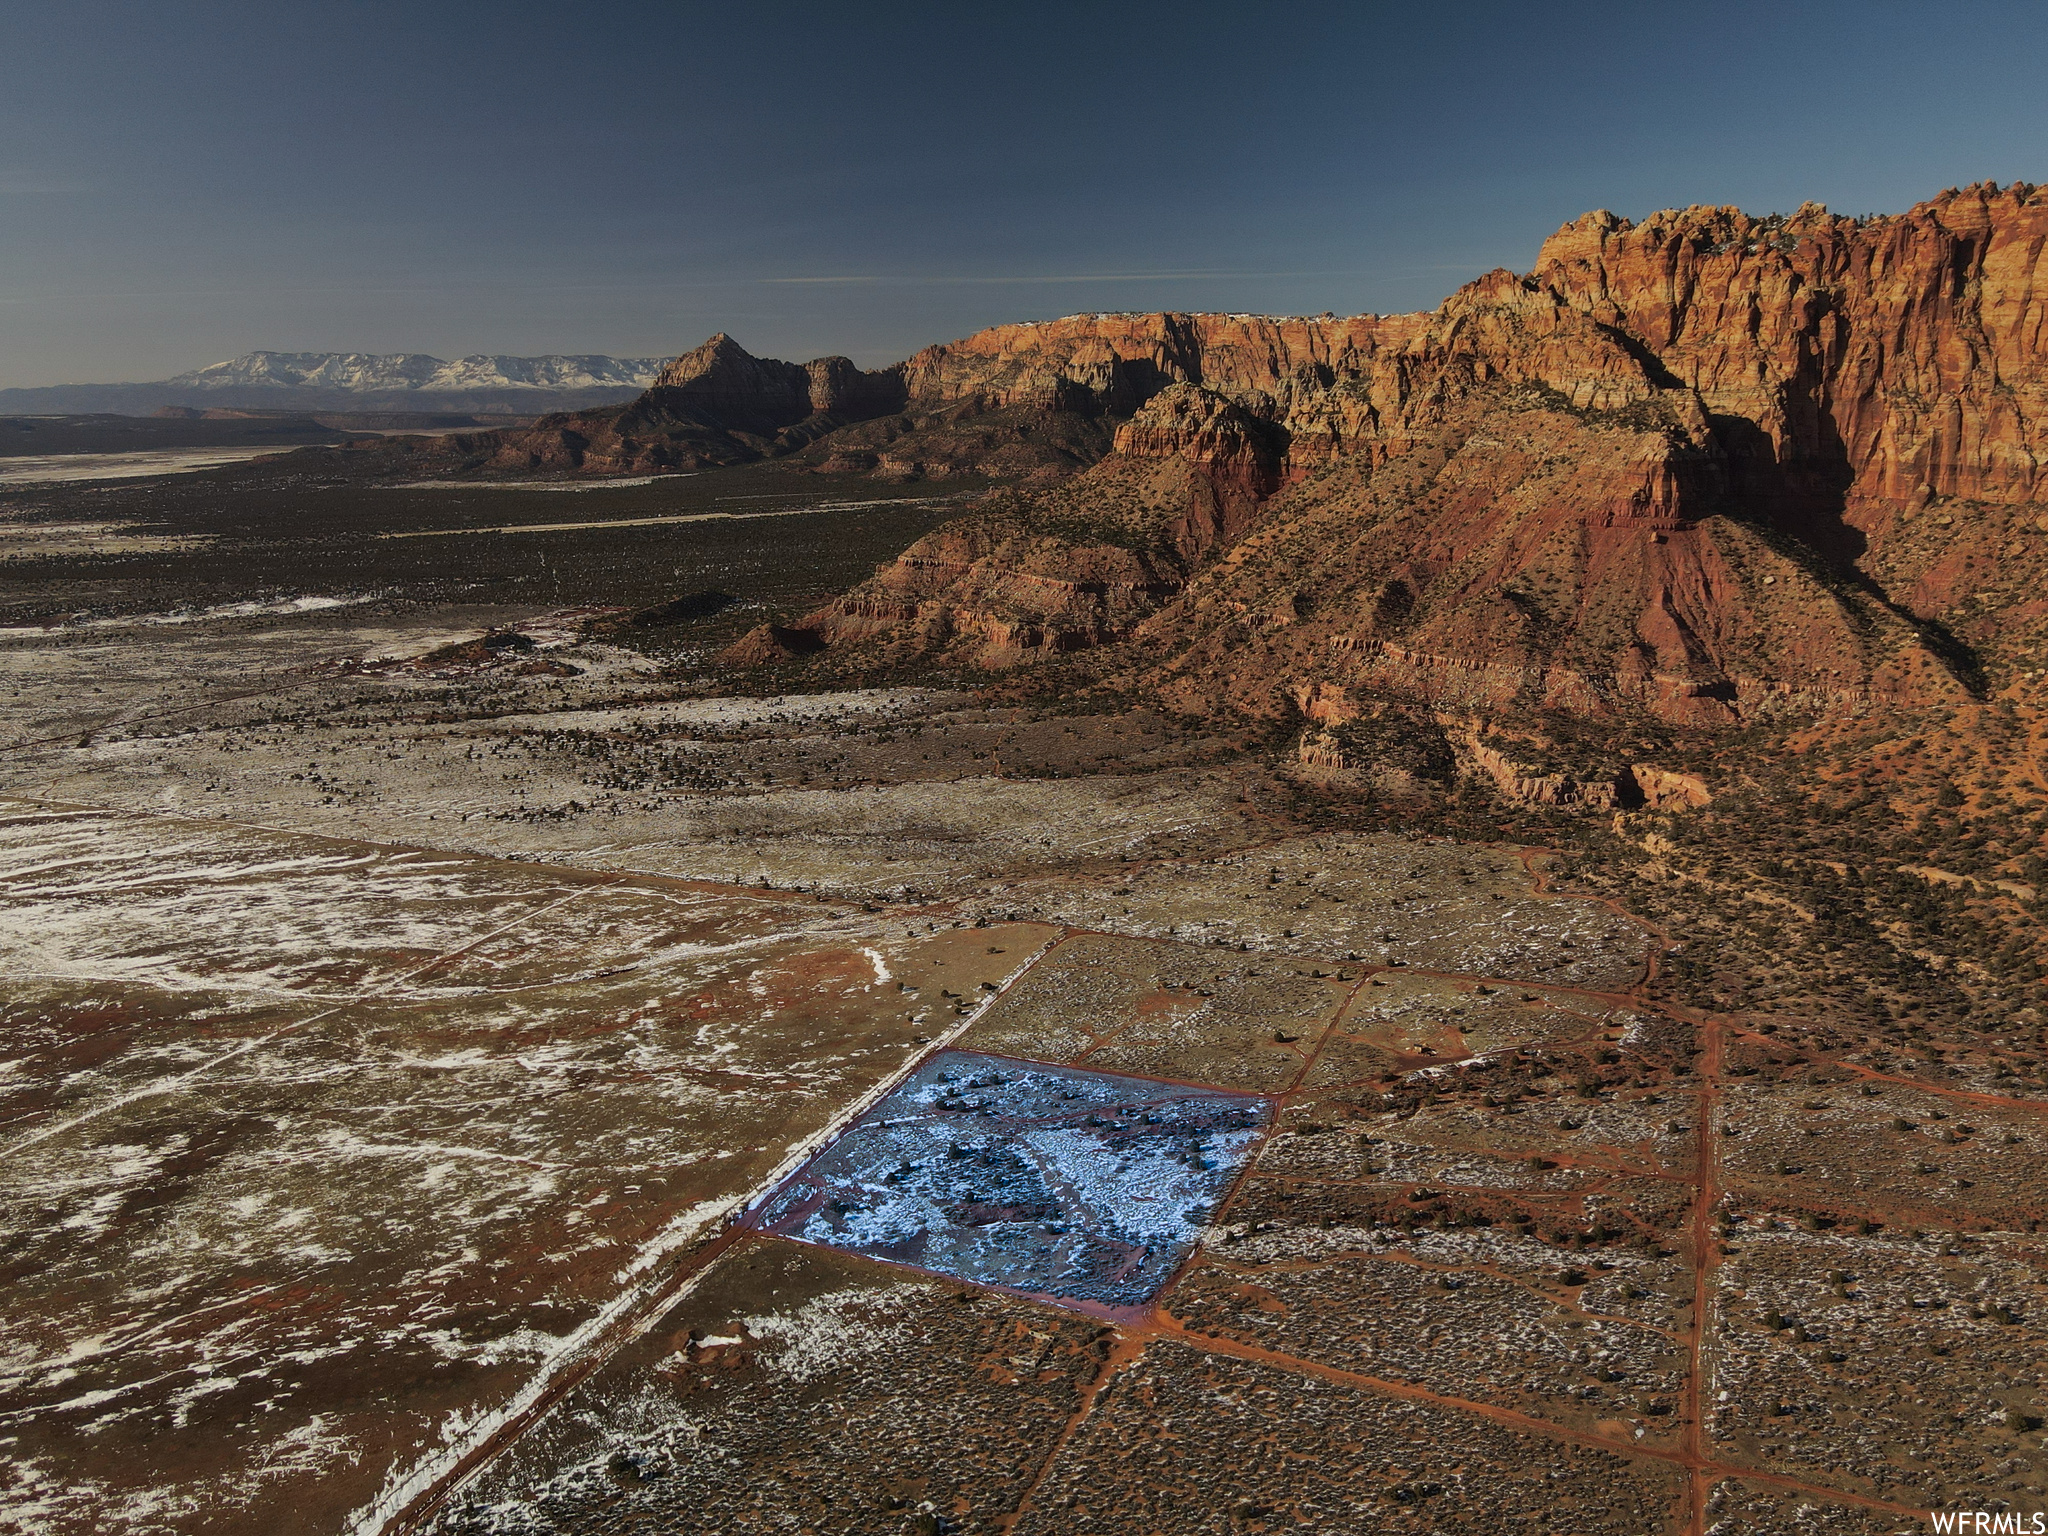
[0,351,673,415]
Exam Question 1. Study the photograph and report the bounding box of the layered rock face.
[472,267,1673,481]
[480,180,2042,504]
[864,182,2043,511]
[1137,395,1969,726]
[1109,385,1286,549]
[781,455,1207,663]
[1534,186,2047,510]
[744,182,2042,729]
[885,282,1659,474]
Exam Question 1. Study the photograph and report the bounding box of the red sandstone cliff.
[855,182,2043,511]
[437,180,2034,735]
[474,181,2043,507]
[881,279,1660,473]
[1533,187,2046,509]
[723,182,2044,728]
[1137,394,1969,727]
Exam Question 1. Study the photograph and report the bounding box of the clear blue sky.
[1,0,2043,386]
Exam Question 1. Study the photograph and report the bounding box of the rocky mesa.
[717,182,2043,740]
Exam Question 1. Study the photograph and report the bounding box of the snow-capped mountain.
[164,351,670,394]
[0,351,676,415]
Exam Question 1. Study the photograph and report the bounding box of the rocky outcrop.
[1143,392,1973,726]
[441,182,2044,502]
[881,284,1662,480]
[646,332,809,425]
[766,182,2043,728]
[644,335,908,432]
[1294,708,1711,812]
[778,376,1977,711]
[1110,384,1287,549]
[801,355,911,420]
[1460,736,1630,811]
[1291,704,1458,796]
[866,182,2043,510]
[463,334,908,475]
[1626,764,1713,810]
[756,498,1189,668]
[424,179,2045,744]
[716,623,828,667]
[1533,185,2047,510]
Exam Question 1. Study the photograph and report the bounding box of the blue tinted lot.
[744,1050,1273,1313]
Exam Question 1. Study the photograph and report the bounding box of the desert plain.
[0,441,2040,1536]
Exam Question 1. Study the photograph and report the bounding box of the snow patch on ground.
[0,593,371,639]
[743,1287,920,1385]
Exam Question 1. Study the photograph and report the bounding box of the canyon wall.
[1533,184,2046,509]
[608,183,2046,731]
[489,180,2041,504]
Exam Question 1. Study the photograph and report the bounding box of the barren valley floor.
[1,458,2042,1536]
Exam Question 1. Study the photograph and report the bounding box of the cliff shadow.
[1713,412,1985,697]
[1711,412,1866,568]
